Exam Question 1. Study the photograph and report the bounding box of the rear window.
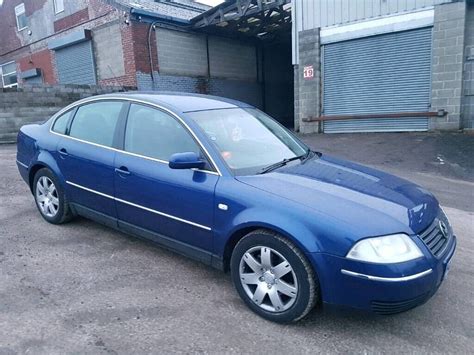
[69,101,124,147]
[52,109,74,134]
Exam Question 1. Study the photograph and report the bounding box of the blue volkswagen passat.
[16,93,456,323]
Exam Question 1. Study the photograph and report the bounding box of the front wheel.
[230,229,319,323]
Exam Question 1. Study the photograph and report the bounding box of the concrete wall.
[156,28,208,77]
[294,28,321,134]
[136,72,263,109]
[208,37,257,81]
[430,1,467,130]
[0,84,135,143]
[463,3,474,129]
[93,21,126,81]
[155,28,257,81]
[137,27,262,108]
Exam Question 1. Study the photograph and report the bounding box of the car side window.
[69,101,124,147]
[124,104,202,162]
[52,109,74,134]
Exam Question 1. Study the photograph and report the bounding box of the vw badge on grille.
[439,220,449,237]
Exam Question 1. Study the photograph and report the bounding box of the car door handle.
[115,166,130,175]
[58,148,69,158]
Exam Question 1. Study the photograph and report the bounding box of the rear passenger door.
[55,100,126,218]
[114,103,219,254]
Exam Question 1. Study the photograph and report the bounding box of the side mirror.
[169,152,206,170]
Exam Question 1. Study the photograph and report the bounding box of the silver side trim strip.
[16,160,29,169]
[66,181,212,231]
[48,96,222,176]
[341,268,433,282]
[66,181,114,200]
[51,131,219,176]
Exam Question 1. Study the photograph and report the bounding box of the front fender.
[214,205,323,258]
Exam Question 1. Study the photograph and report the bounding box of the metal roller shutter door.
[323,27,432,133]
[55,41,96,85]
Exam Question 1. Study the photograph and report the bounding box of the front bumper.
[309,234,456,314]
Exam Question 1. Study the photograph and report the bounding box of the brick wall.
[0,0,121,87]
[463,3,474,130]
[132,22,157,74]
[295,28,321,134]
[0,84,136,143]
[53,8,90,32]
[430,1,467,130]
[17,49,57,85]
[0,0,24,56]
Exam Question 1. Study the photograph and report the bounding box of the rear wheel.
[33,168,72,224]
[231,229,319,323]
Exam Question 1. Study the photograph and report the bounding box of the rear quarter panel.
[17,122,63,191]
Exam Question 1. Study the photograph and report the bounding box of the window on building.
[0,62,18,88]
[15,3,27,31]
[53,0,64,14]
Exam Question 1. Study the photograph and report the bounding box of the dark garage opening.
[262,34,294,128]
[191,0,293,128]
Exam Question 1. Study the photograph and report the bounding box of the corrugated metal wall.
[55,41,96,85]
[292,0,454,63]
[323,27,432,133]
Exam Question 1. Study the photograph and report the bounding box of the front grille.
[371,292,431,315]
[419,209,453,258]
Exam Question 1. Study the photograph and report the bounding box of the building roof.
[114,0,210,20]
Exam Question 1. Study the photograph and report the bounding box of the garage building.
[293,0,474,133]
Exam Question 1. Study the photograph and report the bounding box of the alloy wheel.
[36,176,59,218]
[239,246,298,313]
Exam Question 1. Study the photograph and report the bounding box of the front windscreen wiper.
[258,152,308,175]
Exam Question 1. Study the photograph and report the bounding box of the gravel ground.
[0,132,473,354]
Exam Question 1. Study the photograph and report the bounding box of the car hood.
[236,155,438,237]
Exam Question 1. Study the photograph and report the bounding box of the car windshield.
[188,108,308,175]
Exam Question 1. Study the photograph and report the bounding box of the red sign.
[303,65,314,79]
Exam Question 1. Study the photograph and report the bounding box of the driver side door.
[114,103,219,258]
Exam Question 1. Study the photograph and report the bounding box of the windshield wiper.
[258,151,310,175]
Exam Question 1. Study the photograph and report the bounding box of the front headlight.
[346,234,423,264]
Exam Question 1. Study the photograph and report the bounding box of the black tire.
[230,229,319,323]
[33,168,73,224]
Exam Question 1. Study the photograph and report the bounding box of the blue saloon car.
[16,93,456,323]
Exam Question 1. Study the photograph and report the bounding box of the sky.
[195,0,225,6]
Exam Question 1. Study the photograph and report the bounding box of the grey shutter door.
[55,41,96,85]
[323,27,432,133]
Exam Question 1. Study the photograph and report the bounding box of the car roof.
[97,91,253,113]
